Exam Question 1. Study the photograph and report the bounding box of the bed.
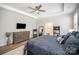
[24,32,79,55]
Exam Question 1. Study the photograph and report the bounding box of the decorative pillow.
[59,38,64,44]
[64,35,79,54]
[57,37,64,44]
[61,32,71,44]
[61,35,65,38]
[57,37,62,41]
[75,32,79,39]
[71,31,78,36]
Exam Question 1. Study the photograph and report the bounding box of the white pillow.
[59,38,64,44]
[57,37,64,44]
[57,37,62,41]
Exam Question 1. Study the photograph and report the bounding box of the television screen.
[16,23,26,29]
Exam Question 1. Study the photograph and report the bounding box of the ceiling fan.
[28,5,46,14]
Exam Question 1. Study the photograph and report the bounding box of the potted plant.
[5,32,11,45]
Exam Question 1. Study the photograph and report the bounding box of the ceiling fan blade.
[35,6,39,10]
[30,11,36,13]
[38,5,42,9]
[36,5,42,10]
[39,10,46,12]
[28,7,36,10]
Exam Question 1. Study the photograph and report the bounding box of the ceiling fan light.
[35,10,39,13]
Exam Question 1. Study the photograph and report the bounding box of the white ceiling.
[1,3,78,19]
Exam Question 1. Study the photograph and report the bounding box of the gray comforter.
[24,35,65,55]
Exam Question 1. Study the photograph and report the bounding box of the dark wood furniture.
[13,31,30,44]
[53,26,60,36]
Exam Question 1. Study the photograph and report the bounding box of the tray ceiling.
[1,3,78,19]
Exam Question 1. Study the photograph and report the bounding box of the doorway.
[44,22,53,35]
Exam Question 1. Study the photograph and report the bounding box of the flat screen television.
[16,23,26,29]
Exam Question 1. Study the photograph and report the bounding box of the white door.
[44,22,53,35]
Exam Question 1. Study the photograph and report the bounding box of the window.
[74,12,78,31]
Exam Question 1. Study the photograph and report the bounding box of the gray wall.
[0,7,36,46]
[72,5,79,31]
[36,14,73,35]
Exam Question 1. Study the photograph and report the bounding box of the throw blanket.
[24,35,65,55]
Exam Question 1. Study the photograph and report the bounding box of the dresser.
[13,31,30,44]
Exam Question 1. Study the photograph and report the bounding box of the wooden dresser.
[13,31,30,44]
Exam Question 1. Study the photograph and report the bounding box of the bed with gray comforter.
[24,31,79,55]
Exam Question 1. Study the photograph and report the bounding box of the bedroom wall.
[76,5,79,30]
[36,14,73,35]
[0,7,36,46]
[72,5,79,31]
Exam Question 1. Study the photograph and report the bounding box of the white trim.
[0,4,37,19]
